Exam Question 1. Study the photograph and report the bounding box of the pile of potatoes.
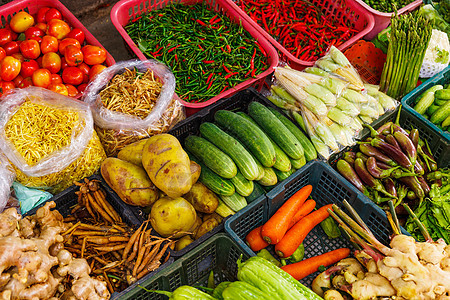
[100,134,223,251]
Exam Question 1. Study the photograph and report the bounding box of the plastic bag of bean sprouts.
[83,59,185,156]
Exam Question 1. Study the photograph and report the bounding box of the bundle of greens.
[406,169,450,244]
[380,12,433,99]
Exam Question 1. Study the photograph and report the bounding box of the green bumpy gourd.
[146,285,216,299]
[222,281,274,300]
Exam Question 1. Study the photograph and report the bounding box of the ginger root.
[0,202,110,300]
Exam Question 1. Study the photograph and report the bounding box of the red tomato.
[37,7,50,23]
[32,68,51,88]
[51,73,62,84]
[13,74,23,86]
[10,11,34,33]
[0,29,13,46]
[29,36,42,44]
[58,38,81,55]
[47,19,70,40]
[66,28,85,45]
[20,39,40,59]
[35,22,47,32]
[45,8,62,22]
[41,35,58,54]
[62,66,83,85]
[66,84,78,97]
[65,45,83,66]
[81,45,106,65]
[11,53,24,63]
[78,62,90,76]
[88,64,106,81]
[0,47,6,61]
[0,81,15,96]
[0,56,21,81]
[20,59,39,77]
[18,76,32,88]
[3,41,19,56]
[48,82,68,96]
[42,52,61,74]
[61,57,68,69]
[77,83,87,94]
[25,27,45,39]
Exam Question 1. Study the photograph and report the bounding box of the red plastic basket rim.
[0,0,116,99]
[352,0,422,17]
[111,0,279,109]
[224,0,375,68]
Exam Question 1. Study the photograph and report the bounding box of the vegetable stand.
[1,0,450,299]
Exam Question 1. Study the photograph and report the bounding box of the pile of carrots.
[245,185,350,280]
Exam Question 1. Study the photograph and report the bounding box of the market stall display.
[0,0,114,98]
[1,0,450,299]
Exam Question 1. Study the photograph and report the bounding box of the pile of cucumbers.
[184,101,317,212]
[413,84,450,131]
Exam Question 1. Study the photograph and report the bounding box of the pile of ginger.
[0,201,110,300]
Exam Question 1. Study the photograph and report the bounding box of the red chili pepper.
[223,64,232,73]
[226,44,231,53]
[202,60,215,64]
[206,72,214,84]
[196,19,207,26]
[168,45,180,53]
[198,44,204,51]
[224,72,238,79]
[207,78,214,90]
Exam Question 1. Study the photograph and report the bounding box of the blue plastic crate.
[402,65,450,142]
[116,233,250,300]
[225,160,398,287]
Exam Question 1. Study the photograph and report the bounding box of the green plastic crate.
[118,233,250,300]
[402,65,450,142]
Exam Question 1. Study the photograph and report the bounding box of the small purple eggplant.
[359,143,397,166]
[383,178,397,198]
[366,157,400,179]
[371,138,413,170]
[336,159,366,193]
[394,131,417,165]
[385,134,401,150]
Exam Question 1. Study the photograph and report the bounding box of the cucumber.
[267,106,317,161]
[230,170,254,197]
[257,167,278,186]
[414,85,443,114]
[214,110,276,167]
[246,182,265,203]
[274,168,296,182]
[185,135,237,179]
[236,112,291,172]
[290,156,306,169]
[186,151,235,196]
[435,98,449,106]
[430,100,450,125]
[215,199,235,218]
[248,102,304,160]
[220,193,247,212]
[427,104,441,116]
[434,88,450,100]
[200,122,260,181]
[442,114,450,127]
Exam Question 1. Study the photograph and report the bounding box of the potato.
[150,196,197,238]
[203,213,223,224]
[184,182,219,213]
[194,217,220,240]
[175,235,194,251]
[101,157,159,206]
[190,161,201,185]
[189,215,203,233]
[142,134,192,198]
[117,139,148,166]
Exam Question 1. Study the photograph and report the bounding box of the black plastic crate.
[117,233,250,300]
[24,174,173,300]
[225,160,398,287]
[130,87,313,257]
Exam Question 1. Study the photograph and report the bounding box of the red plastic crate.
[0,0,115,97]
[224,0,374,70]
[111,0,279,116]
[351,0,422,39]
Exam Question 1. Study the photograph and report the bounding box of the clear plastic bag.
[83,60,185,156]
[0,155,15,213]
[0,87,106,193]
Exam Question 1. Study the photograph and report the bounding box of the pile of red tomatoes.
[0,7,108,97]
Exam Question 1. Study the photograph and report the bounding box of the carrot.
[261,185,312,244]
[288,199,316,229]
[275,204,333,258]
[281,248,351,280]
[245,226,269,252]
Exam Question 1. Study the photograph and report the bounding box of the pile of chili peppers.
[125,3,269,103]
[237,0,358,62]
